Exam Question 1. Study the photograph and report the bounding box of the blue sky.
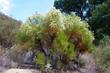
[11,0,54,21]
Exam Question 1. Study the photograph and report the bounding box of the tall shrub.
[16,8,94,70]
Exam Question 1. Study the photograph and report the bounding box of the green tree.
[90,0,110,40]
[54,0,106,19]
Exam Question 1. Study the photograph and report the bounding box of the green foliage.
[35,52,46,69]
[53,31,69,53]
[16,24,40,49]
[17,8,94,70]
[44,8,61,26]
[64,14,94,52]
[66,43,75,60]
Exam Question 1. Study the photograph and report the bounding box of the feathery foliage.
[16,8,94,70]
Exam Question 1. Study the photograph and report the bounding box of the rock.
[11,62,18,68]
[9,45,27,63]
[79,53,96,73]
[0,51,11,68]
[23,51,34,64]
[0,66,8,73]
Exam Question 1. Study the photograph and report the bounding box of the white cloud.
[0,0,12,15]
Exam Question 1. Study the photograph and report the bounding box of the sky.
[0,0,54,22]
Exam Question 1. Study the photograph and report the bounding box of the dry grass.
[0,45,5,56]
[94,36,110,73]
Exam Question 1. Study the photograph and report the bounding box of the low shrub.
[94,36,110,72]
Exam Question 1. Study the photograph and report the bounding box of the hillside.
[0,12,22,48]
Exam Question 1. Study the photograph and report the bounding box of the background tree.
[90,0,110,40]
[54,0,106,20]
